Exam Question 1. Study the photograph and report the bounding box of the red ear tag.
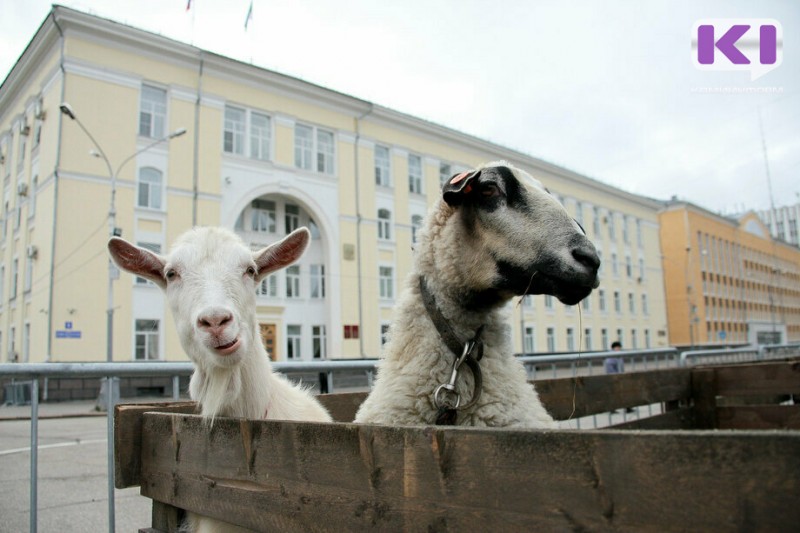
[450,172,470,185]
[463,184,472,194]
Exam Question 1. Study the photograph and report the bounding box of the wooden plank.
[316,392,368,422]
[690,368,718,429]
[114,401,198,488]
[713,361,800,398]
[151,500,182,533]
[609,408,695,430]
[717,405,800,430]
[534,368,692,419]
[140,412,800,532]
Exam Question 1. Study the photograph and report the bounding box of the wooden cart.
[115,360,800,532]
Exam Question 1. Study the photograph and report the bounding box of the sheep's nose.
[572,242,601,272]
[197,308,233,338]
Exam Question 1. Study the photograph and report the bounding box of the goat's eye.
[165,269,178,281]
[481,184,500,197]
[245,266,257,277]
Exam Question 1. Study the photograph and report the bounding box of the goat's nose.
[572,243,601,272]
[197,308,233,337]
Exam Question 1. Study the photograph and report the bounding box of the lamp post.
[60,102,185,364]
[60,102,185,533]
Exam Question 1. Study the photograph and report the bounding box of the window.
[607,212,615,240]
[10,258,18,300]
[546,327,555,352]
[135,243,161,285]
[294,124,334,174]
[285,204,299,234]
[582,295,591,312]
[544,294,554,309]
[223,106,245,155]
[308,218,320,239]
[566,327,575,352]
[611,253,619,277]
[286,325,301,359]
[317,129,335,174]
[575,201,584,227]
[636,218,643,247]
[310,264,325,298]
[641,294,649,315]
[28,176,37,218]
[592,206,601,236]
[250,112,271,160]
[616,328,623,345]
[644,329,651,348]
[134,319,160,360]
[614,291,621,313]
[286,265,300,298]
[631,329,638,349]
[381,324,390,346]
[379,266,394,299]
[625,255,632,278]
[523,326,535,353]
[139,85,167,138]
[312,325,326,359]
[622,215,629,244]
[638,258,645,280]
[23,257,33,293]
[411,215,423,244]
[17,134,26,173]
[628,292,635,313]
[375,145,391,186]
[439,162,452,187]
[257,275,277,298]
[601,328,609,350]
[251,199,276,233]
[137,167,163,209]
[377,209,392,241]
[584,328,593,351]
[294,124,313,170]
[408,154,423,194]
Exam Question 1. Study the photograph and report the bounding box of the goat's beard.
[193,366,243,422]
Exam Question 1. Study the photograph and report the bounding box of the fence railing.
[1,343,799,533]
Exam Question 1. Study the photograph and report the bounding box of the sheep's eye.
[481,184,500,197]
[165,269,178,281]
[245,266,257,277]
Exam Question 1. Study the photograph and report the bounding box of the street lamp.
[60,102,185,365]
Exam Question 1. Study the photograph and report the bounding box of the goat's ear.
[253,227,310,281]
[108,237,167,289]
[442,170,481,206]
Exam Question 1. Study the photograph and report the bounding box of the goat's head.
[436,161,600,307]
[108,227,309,369]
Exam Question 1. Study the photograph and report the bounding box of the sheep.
[108,226,332,533]
[355,161,600,428]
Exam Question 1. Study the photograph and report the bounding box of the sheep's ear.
[442,170,481,206]
[253,227,310,281]
[108,237,166,289]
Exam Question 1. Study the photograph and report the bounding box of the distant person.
[604,341,624,374]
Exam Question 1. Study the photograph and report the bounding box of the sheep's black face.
[441,162,600,308]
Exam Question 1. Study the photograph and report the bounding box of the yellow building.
[659,201,800,347]
[0,6,669,364]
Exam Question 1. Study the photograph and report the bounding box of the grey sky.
[2,0,798,213]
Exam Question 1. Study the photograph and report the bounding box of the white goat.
[355,161,600,428]
[109,226,332,533]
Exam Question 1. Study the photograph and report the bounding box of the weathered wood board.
[139,412,800,532]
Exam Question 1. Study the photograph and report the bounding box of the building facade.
[757,202,800,248]
[659,201,800,347]
[0,6,669,364]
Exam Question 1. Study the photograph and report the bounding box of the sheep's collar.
[418,276,485,425]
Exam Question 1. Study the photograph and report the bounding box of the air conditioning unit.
[18,119,30,136]
[26,245,38,259]
[17,182,28,196]
[33,99,46,120]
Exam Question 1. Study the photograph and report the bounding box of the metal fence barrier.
[2,344,799,533]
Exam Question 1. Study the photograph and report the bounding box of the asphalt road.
[0,415,150,533]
